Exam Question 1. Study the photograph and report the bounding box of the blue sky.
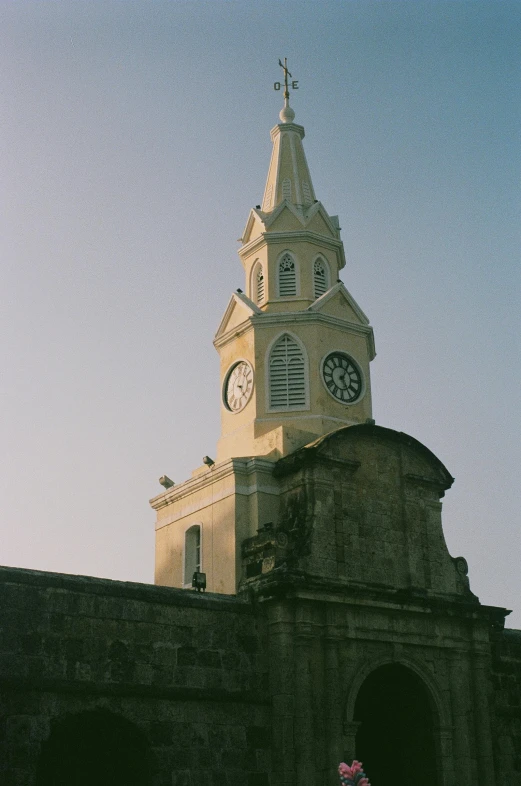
[1,1,520,624]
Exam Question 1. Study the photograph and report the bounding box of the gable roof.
[308,281,370,325]
[214,291,261,340]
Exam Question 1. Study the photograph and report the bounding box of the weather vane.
[274,58,298,104]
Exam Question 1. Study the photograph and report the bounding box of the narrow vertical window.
[313,257,330,299]
[278,253,297,297]
[263,184,273,210]
[184,525,201,587]
[255,263,265,305]
[269,334,307,409]
[282,178,292,201]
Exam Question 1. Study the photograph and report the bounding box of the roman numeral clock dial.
[321,352,363,403]
[223,361,254,413]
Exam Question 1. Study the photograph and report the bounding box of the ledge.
[0,565,251,613]
[0,676,268,705]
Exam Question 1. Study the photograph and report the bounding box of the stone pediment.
[270,424,474,601]
[263,202,306,232]
[240,201,339,246]
[307,282,370,325]
[214,291,261,340]
[264,200,338,238]
[240,208,266,245]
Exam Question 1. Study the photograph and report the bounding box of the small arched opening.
[353,664,438,786]
[35,708,151,786]
[183,523,202,587]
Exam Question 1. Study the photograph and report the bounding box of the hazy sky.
[1,1,520,625]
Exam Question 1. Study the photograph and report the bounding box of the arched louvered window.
[278,253,297,297]
[269,334,307,410]
[313,257,330,299]
[255,263,265,305]
[282,178,292,201]
[183,524,201,587]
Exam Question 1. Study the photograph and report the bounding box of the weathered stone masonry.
[1,425,520,786]
[0,567,269,786]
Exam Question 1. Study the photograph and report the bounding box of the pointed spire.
[261,62,317,213]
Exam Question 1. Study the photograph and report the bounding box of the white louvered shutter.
[313,258,328,298]
[256,265,265,305]
[278,254,297,297]
[269,335,306,409]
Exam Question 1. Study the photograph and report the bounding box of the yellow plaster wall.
[153,472,238,594]
[218,325,256,452]
[154,459,281,593]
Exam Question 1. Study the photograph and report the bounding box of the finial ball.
[279,105,295,124]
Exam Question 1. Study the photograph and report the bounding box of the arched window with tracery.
[268,333,307,410]
[278,253,297,297]
[183,524,201,587]
[313,256,330,299]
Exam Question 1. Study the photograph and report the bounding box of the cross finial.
[278,58,292,103]
[274,58,298,106]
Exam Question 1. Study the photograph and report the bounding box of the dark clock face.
[224,361,254,412]
[322,352,362,403]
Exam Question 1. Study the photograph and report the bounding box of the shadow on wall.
[35,708,152,786]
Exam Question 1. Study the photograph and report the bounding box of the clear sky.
[1,1,520,625]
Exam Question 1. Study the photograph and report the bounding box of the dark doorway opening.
[35,708,151,786]
[354,664,438,786]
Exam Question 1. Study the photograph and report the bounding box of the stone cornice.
[213,309,375,355]
[245,569,506,622]
[238,230,344,260]
[149,456,277,511]
[270,121,305,141]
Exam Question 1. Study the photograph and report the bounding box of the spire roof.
[261,100,317,213]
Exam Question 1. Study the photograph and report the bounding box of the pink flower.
[338,761,371,786]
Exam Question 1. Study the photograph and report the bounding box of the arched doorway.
[353,664,438,786]
[35,708,151,786]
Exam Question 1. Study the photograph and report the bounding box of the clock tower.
[152,85,375,592]
[215,93,375,462]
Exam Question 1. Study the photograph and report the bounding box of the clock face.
[321,352,363,403]
[224,361,254,413]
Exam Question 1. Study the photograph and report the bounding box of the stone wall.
[492,629,521,785]
[249,425,473,601]
[0,566,270,786]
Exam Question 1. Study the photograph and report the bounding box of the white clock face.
[321,352,363,403]
[224,361,254,413]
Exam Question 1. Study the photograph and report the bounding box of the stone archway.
[353,663,438,786]
[35,707,151,786]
